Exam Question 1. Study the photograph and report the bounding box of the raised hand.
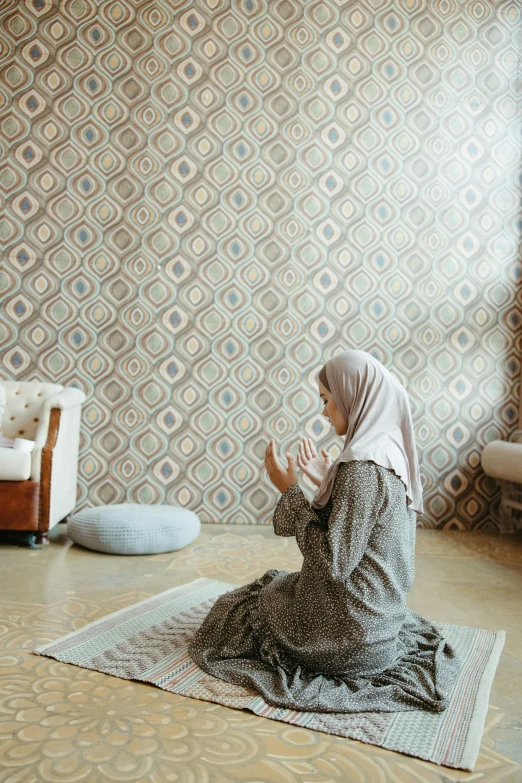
[296,438,332,487]
[264,439,298,494]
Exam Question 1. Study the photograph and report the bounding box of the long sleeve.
[273,461,383,582]
[272,482,313,537]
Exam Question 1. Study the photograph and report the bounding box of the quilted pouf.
[67,504,201,555]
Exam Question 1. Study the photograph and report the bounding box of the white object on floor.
[481,435,522,533]
[67,503,201,555]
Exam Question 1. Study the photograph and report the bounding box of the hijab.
[312,350,424,514]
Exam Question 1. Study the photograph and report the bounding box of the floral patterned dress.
[188,460,460,713]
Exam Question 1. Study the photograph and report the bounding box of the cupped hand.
[264,439,298,494]
[296,438,332,487]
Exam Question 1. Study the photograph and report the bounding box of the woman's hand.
[264,439,298,494]
[296,438,332,487]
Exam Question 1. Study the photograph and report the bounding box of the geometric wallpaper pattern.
[0,0,521,530]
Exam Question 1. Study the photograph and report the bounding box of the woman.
[188,350,460,713]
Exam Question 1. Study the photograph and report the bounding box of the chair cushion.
[67,504,201,555]
[0,446,31,480]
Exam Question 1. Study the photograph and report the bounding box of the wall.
[0,0,520,528]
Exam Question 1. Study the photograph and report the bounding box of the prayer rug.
[32,577,505,772]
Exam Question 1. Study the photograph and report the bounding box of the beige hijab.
[312,350,424,514]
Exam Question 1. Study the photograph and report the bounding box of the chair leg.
[34,531,49,545]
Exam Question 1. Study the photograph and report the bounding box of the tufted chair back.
[2,382,64,440]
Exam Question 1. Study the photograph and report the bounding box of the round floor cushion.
[67,504,201,555]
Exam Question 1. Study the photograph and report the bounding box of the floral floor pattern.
[0,524,520,782]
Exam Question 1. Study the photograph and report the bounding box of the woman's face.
[318,381,348,436]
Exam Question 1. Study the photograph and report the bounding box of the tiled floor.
[0,523,521,783]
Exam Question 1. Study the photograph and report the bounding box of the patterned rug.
[32,577,505,772]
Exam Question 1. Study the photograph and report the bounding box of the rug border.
[459,628,506,771]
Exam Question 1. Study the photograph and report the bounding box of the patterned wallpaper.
[0,0,521,530]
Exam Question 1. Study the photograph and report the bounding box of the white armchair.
[0,382,86,544]
[481,429,522,533]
